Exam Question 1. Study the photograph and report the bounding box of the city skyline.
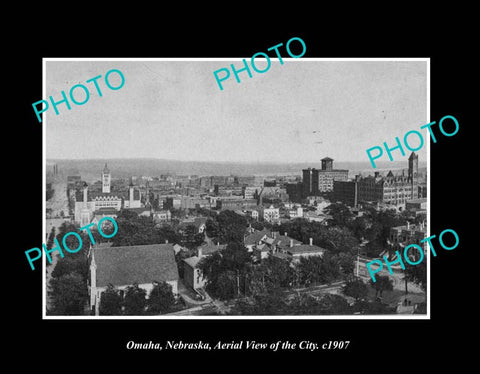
[45,59,428,164]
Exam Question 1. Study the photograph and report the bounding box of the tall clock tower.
[102,163,111,193]
[408,152,419,199]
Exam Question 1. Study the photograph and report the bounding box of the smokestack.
[290,239,293,248]
[309,238,313,246]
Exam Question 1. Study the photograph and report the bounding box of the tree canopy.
[99,284,122,315]
[49,273,88,315]
[123,283,147,315]
[146,282,175,315]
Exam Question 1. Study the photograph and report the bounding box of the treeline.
[198,243,355,301]
[99,282,181,316]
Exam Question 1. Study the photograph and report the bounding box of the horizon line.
[46,157,427,165]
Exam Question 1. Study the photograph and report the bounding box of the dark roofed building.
[89,243,178,315]
[286,240,326,260]
[244,228,271,250]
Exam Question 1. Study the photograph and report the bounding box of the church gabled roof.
[93,243,178,288]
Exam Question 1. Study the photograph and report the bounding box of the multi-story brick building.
[333,152,420,209]
[303,157,349,196]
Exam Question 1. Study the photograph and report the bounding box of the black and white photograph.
[12,23,472,366]
[44,59,429,318]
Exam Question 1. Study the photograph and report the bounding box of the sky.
[45,59,427,164]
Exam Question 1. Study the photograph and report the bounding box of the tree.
[49,273,88,315]
[352,300,395,315]
[46,227,56,250]
[324,202,354,227]
[123,283,147,315]
[342,279,369,301]
[46,227,56,266]
[254,256,295,291]
[336,252,355,280]
[297,256,323,286]
[206,218,219,240]
[314,294,352,315]
[198,242,253,300]
[370,275,394,299]
[250,221,264,231]
[51,251,89,280]
[404,260,427,291]
[231,288,288,315]
[214,270,238,300]
[215,210,248,244]
[99,284,122,315]
[146,282,175,314]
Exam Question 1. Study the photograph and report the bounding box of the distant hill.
[47,158,428,183]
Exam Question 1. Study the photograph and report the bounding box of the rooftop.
[93,243,178,288]
[244,228,270,246]
[287,244,326,255]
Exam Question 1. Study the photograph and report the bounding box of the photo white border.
[42,57,431,320]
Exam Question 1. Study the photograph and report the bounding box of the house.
[183,243,226,290]
[244,228,271,252]
[286,238,326,261]
[126,207,151,217]
[183,256,205,290]
[258,205,280,223]
[89,243,179,315]
[153,210,172,224]
[178,217,208,234]
[285,205,303,219]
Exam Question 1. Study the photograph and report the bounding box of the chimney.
[285,232,288,237]
[290,239,293,248]
[406,222,410,229]
[374,171,379,178]
[165,239,169,244]
[217,242,220,247]
[198,247,203,258]
[309,237,313,246]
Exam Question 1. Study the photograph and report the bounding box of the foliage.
[49,272,88,315]
[352,300,396,314]
[51,251,89,280]
[296,252,352,286]
[112,209,182,247]
[250,256,295,292]
[232,288,289,315]
[206,210,248,244]
[276,219,359,255]
[180,224,205,250]
[250,221,265,231]
[199,242,253,300]
[46,227,56,250]
[324,203,354,227]
[342,279,369,301]
[123,283,147,315]
[99,284,122,315]
[369,275,394,299]
[404,260,427,291]
[146,282,175,314]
